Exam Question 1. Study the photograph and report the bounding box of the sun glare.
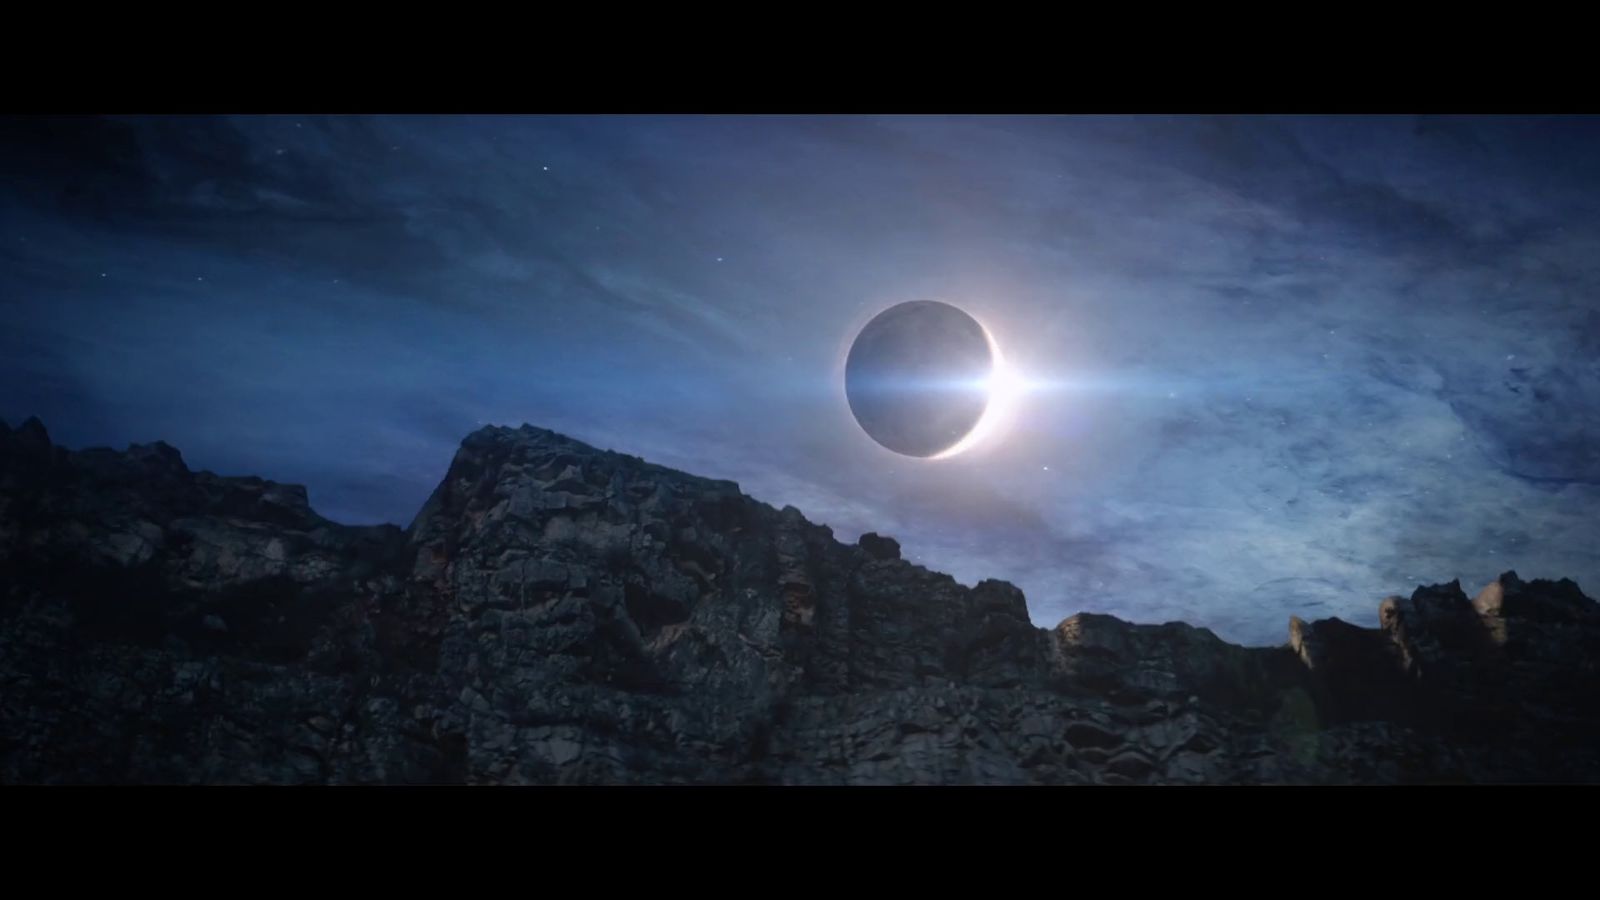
[930,323,1025,460]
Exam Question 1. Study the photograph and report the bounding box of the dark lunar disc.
[845,300,993,457]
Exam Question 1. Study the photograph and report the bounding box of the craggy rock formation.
[2,417,1596,784]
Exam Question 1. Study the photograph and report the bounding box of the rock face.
[2,417,1597,784]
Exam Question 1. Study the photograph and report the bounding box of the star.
[542,166,549,171]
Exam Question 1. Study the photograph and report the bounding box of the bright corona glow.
[930,323,1025,459]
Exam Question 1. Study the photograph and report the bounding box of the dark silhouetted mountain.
[2,418,1596,783]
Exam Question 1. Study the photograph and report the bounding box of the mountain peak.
[2,420,1597,784]
[16,415,50,447]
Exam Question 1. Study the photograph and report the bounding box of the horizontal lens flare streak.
[851,376,992,393]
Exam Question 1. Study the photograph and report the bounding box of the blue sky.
[4,114,1597,645]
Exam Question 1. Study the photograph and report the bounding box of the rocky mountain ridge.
[2,416,1596,783]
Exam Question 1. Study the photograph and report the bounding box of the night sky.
[4,114,1599,646]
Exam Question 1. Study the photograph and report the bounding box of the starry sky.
[4,114,1599,646]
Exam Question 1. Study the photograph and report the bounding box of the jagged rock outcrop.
[2,417,1597,784]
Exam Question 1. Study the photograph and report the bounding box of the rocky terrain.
[2,415,1597,784]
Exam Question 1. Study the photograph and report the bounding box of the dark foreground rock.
[2,417,1597,784]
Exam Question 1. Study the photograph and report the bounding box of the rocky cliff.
[2,416,1596,784]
